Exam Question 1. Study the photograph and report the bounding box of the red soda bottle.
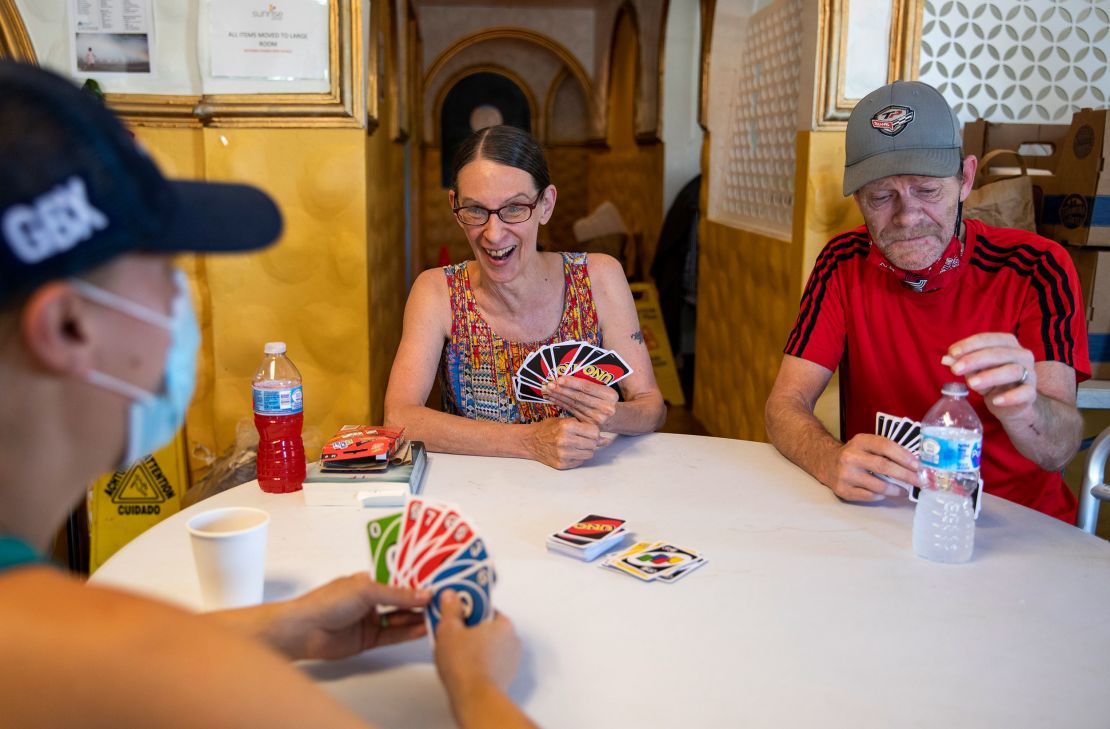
[252,342,305,493]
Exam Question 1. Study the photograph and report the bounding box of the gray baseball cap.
[843,80,962,196]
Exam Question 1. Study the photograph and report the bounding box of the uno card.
[391,497,428,585]
[520,350,550,384]
[366,511,402,584]
[549,341,585,378]
[424,535,490,585]
[612,543,701,581]
[890,418,915,447]
[556,514,626,544]
[425,562,495,636]
[567,343,600,374]
[397,506,457,585]
[540,345,558,379]
[413,520,480,584]
[571,349,631,388]
[656,556,707,584]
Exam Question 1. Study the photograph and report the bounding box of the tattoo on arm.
[631,330,644,344]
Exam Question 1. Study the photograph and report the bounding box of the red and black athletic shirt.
[785,219,1090,523]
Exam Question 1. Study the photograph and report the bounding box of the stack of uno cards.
[874,411,922,493]
[366,495,495,638]
[515,339,632,404]
[546,514,628,561]
[600,541,706,584]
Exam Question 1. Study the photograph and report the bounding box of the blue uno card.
[426,562,495,636]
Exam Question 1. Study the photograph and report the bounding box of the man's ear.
[20,282,96,375]
[958,155,978,202]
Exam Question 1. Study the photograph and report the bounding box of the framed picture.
[52,0,369,129]
[817,0,923,126]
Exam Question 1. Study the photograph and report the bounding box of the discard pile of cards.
[600,541,706,584]
[874,411,922,493]
[546,514,628,561]
[515,340,632,404]
[366,496,495,638]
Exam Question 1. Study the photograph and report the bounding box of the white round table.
[91,433,1110,728]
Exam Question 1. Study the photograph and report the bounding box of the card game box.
[303,442,427,507]
[321,425,406,465]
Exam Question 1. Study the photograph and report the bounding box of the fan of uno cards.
[366,495,495,637]
[514,339,632,404]
[872,411,921,494]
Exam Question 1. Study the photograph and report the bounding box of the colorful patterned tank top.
[440,252,602,424]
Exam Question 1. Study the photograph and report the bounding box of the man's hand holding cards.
[366,495,496,640]
[872,412,922,494]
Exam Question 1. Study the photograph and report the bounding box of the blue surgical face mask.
[70,269,200,470]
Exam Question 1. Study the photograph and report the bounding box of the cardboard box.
[1068,247,1110,379]
[963,118,1065,180]
[1038,109,1110,248]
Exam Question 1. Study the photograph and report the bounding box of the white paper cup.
[187,507,270,610]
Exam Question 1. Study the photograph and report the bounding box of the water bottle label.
[920,433,981,471]
[253,385,303,415]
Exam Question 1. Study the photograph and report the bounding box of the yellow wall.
[693,130,861,441]
[132,124,406,478]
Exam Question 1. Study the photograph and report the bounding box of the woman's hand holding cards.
[542,376,618,429]
[824,434,919,502]
[523,417,605,469]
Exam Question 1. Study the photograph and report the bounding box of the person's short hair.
[450,125,551,194]
[0,61,283,306]
[843,80,962,196]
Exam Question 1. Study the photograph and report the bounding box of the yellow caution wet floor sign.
[88,433,189,573]
[629,282,685,406]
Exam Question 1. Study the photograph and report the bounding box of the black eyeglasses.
[453,192,543,226]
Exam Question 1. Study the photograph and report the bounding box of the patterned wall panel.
[366,129,408,425]
[545,146,592,250]
[694,219,794,440]
[920,0,1110,122]
[707,0,803,238]
[695,131,859,441]
[586,143,665,276]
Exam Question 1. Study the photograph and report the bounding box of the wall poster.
[69,0,154,75]
[208,0,329,80]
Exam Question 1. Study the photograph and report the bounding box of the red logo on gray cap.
[870,105,914,136]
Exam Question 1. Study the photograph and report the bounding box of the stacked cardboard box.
[965,110,1110,377]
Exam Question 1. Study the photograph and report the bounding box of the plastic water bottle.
[252,342,305,493]
[912,382,982,564]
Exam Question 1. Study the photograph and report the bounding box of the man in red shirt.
[765,80,1088,523]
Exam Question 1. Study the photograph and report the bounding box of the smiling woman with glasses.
[384,125,666,470]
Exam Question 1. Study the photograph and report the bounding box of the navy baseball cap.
[0,61,282,305]
[843,80,963,196]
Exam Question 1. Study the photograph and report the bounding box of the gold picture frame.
[817,0,923,127]
[1,0,366,129]
[0,0,34,62]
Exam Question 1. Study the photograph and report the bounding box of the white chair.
[1078,427,1110,534]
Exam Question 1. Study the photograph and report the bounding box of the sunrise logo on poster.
[252,4,284,20]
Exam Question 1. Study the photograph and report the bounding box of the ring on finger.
[1018,365,1029,385]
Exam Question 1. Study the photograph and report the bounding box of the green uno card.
[367,511,403,584]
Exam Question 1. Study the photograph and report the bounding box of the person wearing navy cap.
[0,61,535,729]
[766,80,1089,523]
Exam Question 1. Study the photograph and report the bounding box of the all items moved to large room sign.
[208,0,329,81]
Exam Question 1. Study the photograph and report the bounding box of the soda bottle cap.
[264,341,286,355]
[941,382,968,397]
